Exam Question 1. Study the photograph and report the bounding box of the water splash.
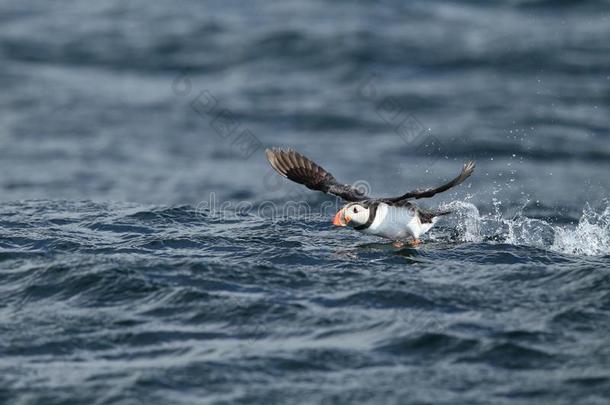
[551,204,610,256]
[440,201,610,257]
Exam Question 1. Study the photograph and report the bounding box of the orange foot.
[410,239,422,247]
[392,241,405,248]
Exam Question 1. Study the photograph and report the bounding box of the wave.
[440,200,610,256]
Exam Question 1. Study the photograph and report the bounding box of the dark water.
[1,0,609,403]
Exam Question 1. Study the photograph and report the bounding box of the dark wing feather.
[383,160,475,204]
[265,148,367,202]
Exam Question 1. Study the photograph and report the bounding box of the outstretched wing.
[383,160,475,204]
[265,148,368,202]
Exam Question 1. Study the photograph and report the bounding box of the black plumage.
[265,148,475,206]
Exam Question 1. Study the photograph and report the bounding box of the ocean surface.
[1,0,609,404]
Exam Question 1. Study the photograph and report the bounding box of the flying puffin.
[265,148,475,246]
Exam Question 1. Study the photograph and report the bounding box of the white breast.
[362,203,438,240]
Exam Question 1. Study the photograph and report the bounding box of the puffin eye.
[353,207,359,213]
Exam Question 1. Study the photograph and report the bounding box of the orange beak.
[332,209,351,226]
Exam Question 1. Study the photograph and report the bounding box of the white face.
[333,203,370,227]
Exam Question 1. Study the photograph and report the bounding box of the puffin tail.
[419,208,453,223]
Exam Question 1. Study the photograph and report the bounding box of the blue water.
[1,1,609,403]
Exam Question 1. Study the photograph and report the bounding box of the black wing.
[265,148,368,202]
[382,160,475,204]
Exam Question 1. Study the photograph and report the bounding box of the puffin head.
[332,202,371,228]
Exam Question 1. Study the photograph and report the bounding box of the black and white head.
[332,202,371,228]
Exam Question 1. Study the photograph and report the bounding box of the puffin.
[265,148,475,247]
